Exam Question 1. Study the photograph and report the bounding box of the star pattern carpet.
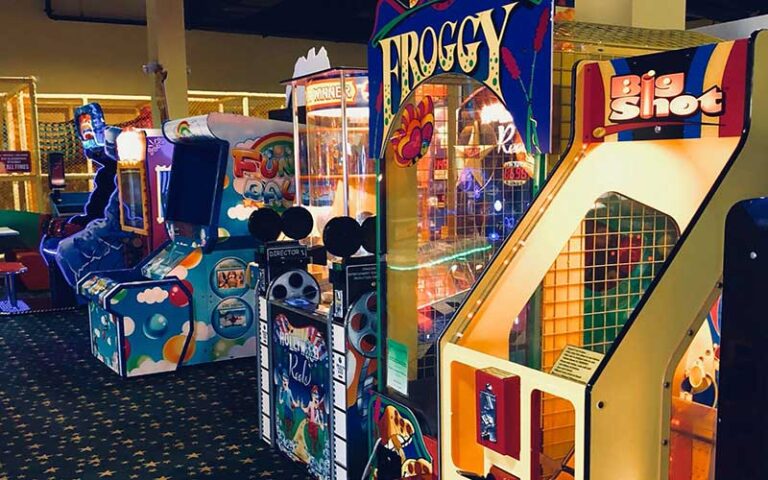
[0,309,309,480]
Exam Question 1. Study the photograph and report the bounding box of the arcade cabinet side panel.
[588,33,768,480]
[186,250,258,366]
[716,199,768,480]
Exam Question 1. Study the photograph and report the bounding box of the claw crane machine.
[287,68,375,241]
[367,0,553,477]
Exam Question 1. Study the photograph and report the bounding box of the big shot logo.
[378,2,517,127]
[609,71,724,122]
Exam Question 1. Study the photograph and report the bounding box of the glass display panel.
[166,140,227,227]
[668,297,721,480]
[303,72,374,236]
[383,75,535,427]
[118,166,147,233]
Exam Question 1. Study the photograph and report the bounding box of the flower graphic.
[391,96,435,168]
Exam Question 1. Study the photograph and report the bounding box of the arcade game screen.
[118,166,147,233]
[48,152,66,189]
[166,140,227,229]
[384,75,534,425]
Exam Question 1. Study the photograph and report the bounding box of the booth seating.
[0,210,51,291]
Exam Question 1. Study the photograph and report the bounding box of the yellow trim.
[701,41,735,139]
[116,160,151,236]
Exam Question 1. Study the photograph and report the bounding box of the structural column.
[577,0,686,30]
[146,0,189,124]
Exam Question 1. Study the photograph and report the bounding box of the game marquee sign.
[370,0,553,158]
[609,71,724,122]
[583,40,748,141]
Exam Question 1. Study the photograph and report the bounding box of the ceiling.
[184,0,378,44]
[687,0,768,24]
[45,0,768,44]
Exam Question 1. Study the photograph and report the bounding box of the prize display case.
[288,68,375,242]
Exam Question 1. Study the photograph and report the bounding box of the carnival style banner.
[369,0,554,158]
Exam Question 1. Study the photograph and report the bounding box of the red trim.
[582,64,607,144]
[719,39,749,138]
[530,390,543,480]
[600,120,720,136]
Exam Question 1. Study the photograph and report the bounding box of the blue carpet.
[0,309,308,480]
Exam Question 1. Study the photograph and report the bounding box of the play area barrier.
[0,82,285,213]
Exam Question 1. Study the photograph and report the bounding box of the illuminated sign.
[305,76,369,111]
[609,71,724,122]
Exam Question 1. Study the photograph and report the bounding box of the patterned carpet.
[0,308,308,480]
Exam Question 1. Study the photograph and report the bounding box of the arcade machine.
[55,128,174,292]
[285,67,374,242]
[47,152,90,218]
[114,129,173,255]
[251,205,377,480]
[78,113,294,377]
[436,31,768,480]
[41,104,122,308]
[255,68,379,480]
[365,0,550,476]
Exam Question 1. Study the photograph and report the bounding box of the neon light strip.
[388,245,493,271]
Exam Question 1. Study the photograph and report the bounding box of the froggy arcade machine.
[367,0,552,478]
[437,33,768,480]
[79,113,295,377]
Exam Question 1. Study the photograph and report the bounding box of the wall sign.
[0,151,31,173]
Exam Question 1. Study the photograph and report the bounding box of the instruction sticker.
[551,345,605,384]
[386,339,409,396]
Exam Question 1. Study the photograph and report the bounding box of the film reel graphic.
[267,269,321,308]
[346,291,378,416]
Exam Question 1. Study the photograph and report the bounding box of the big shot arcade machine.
[436,32,768,480]
[78,113,294,377]
[255,68,380,480]
[366,0,552,477]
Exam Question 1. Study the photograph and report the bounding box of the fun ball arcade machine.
[367,0,552,477]
[78,113,294,377]
[437,33,768,480]
[256,68,379,480]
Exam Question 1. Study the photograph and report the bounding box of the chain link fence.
[0,77,42,212]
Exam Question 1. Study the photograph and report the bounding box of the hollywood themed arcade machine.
[436,32,768,480]
[78,113,294,378]
[254,68,379,480]
[365,0,552,477]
